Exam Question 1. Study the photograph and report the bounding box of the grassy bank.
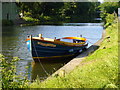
[30,18,118,88]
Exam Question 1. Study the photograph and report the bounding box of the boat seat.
[43,38,54,42]
[73,39,85,43]
[33,37,41,39]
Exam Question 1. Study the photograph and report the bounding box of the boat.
[26,34,88,62]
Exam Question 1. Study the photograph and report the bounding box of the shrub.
[0,54,30,89]
[104,13,117,28]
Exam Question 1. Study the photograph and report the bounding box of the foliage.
[22,16,39,22]
[0,54,30,89]
[99,2,120,22]
[16,2,100,23]
[30,16,118,88]
[104,13,117,28]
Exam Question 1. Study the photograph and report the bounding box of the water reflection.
[31,57,74,81]
[17,59,32,80]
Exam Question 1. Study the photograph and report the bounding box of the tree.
[16,2,101,23]
[99,2,120,21]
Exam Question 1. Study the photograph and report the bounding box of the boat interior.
[31,34,86,44]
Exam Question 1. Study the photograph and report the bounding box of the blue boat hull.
[26,38,87,61]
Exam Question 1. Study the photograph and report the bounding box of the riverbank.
[46,29,105,79]
[2,16,101,26]
[30,18,118,88]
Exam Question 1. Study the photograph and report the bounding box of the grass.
[29,19,118,88]
[22,16,39,22]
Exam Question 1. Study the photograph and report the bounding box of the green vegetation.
[22,16,39,22]
[29,14,118,88]
[16,2,100,24]
[16,2,120,25]
[0,54,30,89]
[104,13,117,28]
[99,2,120,23]
[1,1,119,89]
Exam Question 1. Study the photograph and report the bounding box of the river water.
[2,23,103,81]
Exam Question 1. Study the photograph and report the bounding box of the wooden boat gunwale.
[26,36,88,47]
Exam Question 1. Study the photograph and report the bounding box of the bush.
[22,16,39,22]
[0,54,30,89]
[104,13,117,28]
[99,2,119,22]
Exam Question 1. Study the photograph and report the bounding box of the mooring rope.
[32,41,49,76]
